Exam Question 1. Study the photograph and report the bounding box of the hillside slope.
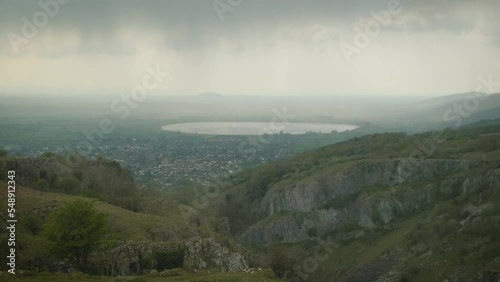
[212,122,500,281]
[0,156,256,278]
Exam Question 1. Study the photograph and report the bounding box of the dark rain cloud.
[0,0,499,55]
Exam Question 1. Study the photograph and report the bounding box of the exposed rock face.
[347,255,402,282]
[91,241,184,276]
[240,159,486,244]
[184,236,249,272]
[260,159,473,216]
[91,237,249,276]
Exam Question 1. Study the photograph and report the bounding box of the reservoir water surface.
[162,122,358,135]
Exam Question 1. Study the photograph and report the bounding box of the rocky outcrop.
[347,255,402,282]
[240,159,491,244]
[184,236,249,272]
[90,236,249,276]
[260,159,474,216]
[90,241,184,276]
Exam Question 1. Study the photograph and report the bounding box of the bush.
[56,176,81,194]
[269,244,294,279]
[409,221,436,244]
[23,214,43,235]
[307,227,318,237]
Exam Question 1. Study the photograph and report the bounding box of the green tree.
[269,244,294,279]
[57,175,81,194]
[43,200,108,272]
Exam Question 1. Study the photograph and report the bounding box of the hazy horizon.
[0,90,483,98]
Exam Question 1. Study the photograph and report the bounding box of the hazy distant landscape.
[3,92,499,189]
[1,0,500,281]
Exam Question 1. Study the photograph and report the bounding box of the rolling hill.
[1,120,500,281]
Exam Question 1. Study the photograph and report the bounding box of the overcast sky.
[0,0,499,96]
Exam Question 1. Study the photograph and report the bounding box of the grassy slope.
[1,186,281,280]
[11,186,191,242]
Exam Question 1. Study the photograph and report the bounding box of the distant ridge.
[462,106,500,125]
[403,92,500,124]
[463,117,500,128]
[412,91,494,107]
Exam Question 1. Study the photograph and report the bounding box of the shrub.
[56,176,81,194]
[307,227,318,237]
[269,244,294,279]
[23,214,43,235]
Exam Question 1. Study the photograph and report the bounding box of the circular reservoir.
[162,122,358,136]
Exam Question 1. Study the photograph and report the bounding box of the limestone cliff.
[240,159,494,244]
